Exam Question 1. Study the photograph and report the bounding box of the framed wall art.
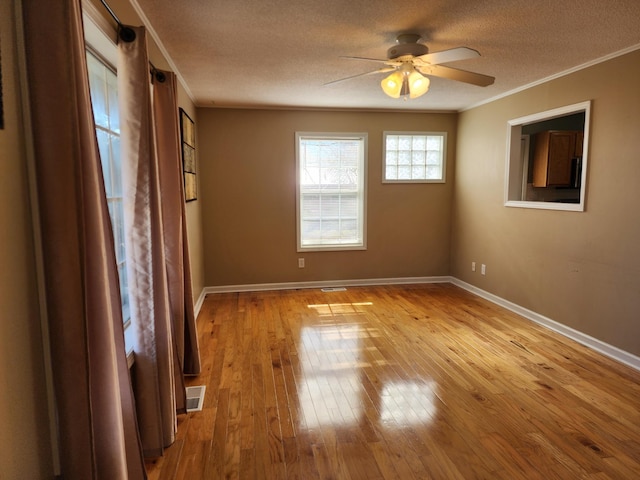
[180,108,196,201]
[0,35,4,130]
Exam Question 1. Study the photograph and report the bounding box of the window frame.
[295,132,368,252]
[504,101,591,212]
[86,50,130,326]
[382,131,447,184]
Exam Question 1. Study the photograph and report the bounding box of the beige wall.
[198,109,457,286]
[453,49,640,356]
[0,1,54,477]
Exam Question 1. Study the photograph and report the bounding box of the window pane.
[322,220,341,240]
[412,135,426,150]
[301,220,321,240]
[111,135,122,196]
[118,263,130,322]
[398,135,411,150]
[398,166,411,179]
[107,72,120,133]
[96,130,112,196]
[412,150,426,165]
[412,165,426,178]
[301,194,321,217]
[386,150,398,165]
[426,150,441,165]
[87,55,109,129]
[398,150,411,165]
[113,201,126,263]
[339,194,358,217]
[427,136,442,150]
[384,132,446,182]
[426,165,442,179]
[340,219,358,239]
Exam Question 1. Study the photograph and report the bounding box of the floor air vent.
[185,385,206,412]
[321,287,347,292]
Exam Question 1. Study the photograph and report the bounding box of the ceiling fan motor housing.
[387,34,429,59]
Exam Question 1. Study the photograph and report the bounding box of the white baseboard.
[194,288,207,320]
[202,276,450,295]
[449,278,640,372]
[199,276,639,372]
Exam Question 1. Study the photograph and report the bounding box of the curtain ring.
[119,26,136,43]
[153,70,166,83]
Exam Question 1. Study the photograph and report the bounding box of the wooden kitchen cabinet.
[532,130,582,187]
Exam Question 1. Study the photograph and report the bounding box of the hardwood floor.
[145,283,640,479]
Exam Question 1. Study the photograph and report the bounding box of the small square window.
[383,132,446,183]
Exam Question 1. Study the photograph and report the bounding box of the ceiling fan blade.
[340,56,402,67]
[417,64,495,87]
[414,47,480,66]
[324,67,396,86]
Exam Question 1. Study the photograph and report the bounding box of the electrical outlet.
[471,262,476,272]
[298,258,305,268]
[481,264,486,275]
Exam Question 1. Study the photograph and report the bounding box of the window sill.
[504,200,584,212]
[126,349,135,369]
[298,245,367,252]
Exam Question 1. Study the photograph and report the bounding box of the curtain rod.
[99,0,121,25]
[97,0,165,82]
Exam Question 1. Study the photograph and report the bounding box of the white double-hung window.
[296,133,367,251]
[86,51,131,329]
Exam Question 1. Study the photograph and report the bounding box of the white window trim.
[296,132,368,252]
[504,101,591,212]
[82,3,118,66]
[382,131,447,184]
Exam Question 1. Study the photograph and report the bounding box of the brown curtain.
[118,26,200,457]
[153,71,202,378]
[21,1,146,479]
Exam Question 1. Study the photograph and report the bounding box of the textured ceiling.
[134,0,640,112]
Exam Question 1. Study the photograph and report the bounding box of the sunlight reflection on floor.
[298,303,438,429]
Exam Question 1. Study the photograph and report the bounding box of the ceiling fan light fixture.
[408,70,430,98]
[381,66,430,99]
[381,71,404,98]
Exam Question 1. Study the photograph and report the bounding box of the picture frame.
[180,108,196,201]
[0,35,4,130]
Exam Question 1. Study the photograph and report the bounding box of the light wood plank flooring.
[145,283,640,479]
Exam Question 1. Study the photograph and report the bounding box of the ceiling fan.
[326,34,495,99]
